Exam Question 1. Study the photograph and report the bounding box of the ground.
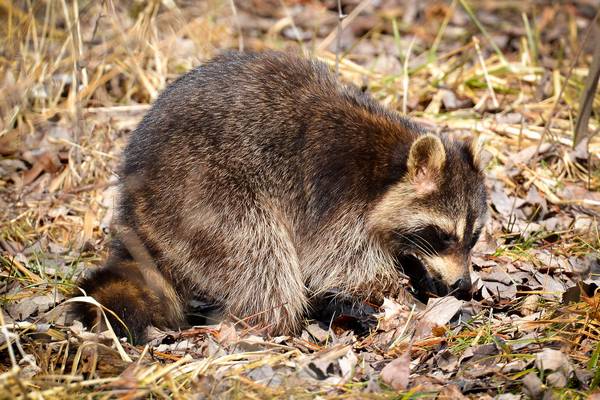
[1,0,600,398]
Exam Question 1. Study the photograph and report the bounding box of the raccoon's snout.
[398,254,473,302]
[449,278,473,301]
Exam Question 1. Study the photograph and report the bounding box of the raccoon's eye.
[402,226,456,254]
[468,228,482,249]
[439,231,454,243]
[434,231,456,252]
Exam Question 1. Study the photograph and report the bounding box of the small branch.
[335,0,346,76]
[61,0,86,166]
[402,36,416,115]
[229,0,244,52]
[573,18,600,148]
[458,0,507,65]
[530,9,600,167]
[317,0,372,54]
[278,0,307,53]
[473,36,499,109]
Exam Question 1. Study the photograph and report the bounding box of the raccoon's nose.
[450,278,472,301]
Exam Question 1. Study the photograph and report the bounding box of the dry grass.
[1,0,600,398]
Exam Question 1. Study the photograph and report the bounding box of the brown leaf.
[22,151,62,185]
[522,372,545,399]
[417,296,464,335]
[0,129,21,155]
[521,294,540,316]
[377,297,410,331]
[437,384,467,399]
[558,182,600,202]
[217,322,239,346]
[511,143,552,165]
[562,281,599,304]
[305,323,329,342]
[380,352,410,391]
[436,350,458,372]
[582,290,600,321]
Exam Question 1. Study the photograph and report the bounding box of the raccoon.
[75,51,488,343]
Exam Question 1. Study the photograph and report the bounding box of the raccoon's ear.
[407,134,446,192]
[467,136,483,169]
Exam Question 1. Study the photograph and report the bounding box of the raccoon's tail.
[72,244,185,344]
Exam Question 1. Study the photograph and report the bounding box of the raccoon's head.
[369,133,488,302]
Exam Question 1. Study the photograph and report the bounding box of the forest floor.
[1,1,600,398]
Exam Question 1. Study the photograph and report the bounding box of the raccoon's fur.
[75,51,488,343]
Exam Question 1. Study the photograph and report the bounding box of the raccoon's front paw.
[308,290,377,334]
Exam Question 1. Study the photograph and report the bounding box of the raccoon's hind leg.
[73,246,185,343]
[198,201,308,335]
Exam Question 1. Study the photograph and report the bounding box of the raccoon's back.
[123,52,331,186]
[120,51,419,225]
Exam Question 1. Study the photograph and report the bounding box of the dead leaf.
[479,269,512,285]
[490,183,526,218]
[545,371,567,388]
[217,322,239,346]
[534,274,564,298]
[494,112,523,125]
[494,394,521,400]
[422,297,464,326]
[380,352,410,391]
[436,350,458,372]
[562,281,599,304]
[248,365,282,386]
[581,290,600,321]
[305,323,329,342]
[534,349,573,378]
[22,151,62,185]
[18,354,41,379]
[339,348,358,382]
[0,129,21,155]
[501,359,530,374]
[558,182,600,203]
[521,294,540,316]
[522,372,545,399]
[376,297,409,331]
[302,344,352,383]
[415,297,463,338]
[481,280,517,300]
[511,143,553,165]
[155,339,194,354]
[437,384,467,399]
[464,343,498,361]
[441,89,473,111]
[410,375,445,393]
[7,293,58,320]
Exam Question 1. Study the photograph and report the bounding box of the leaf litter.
[1,0,600,398]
